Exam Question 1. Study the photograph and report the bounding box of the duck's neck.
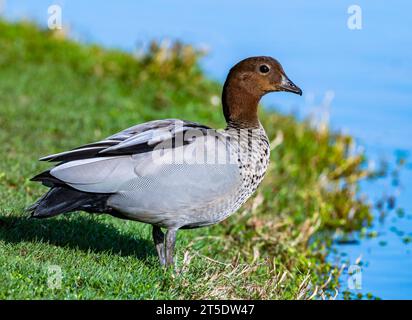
[222,80,261,129]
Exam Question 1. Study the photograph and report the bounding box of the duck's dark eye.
[259,65,270,74]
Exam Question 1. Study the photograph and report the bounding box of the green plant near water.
[0,21,372,299]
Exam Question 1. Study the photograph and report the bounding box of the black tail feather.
[30,170,65,188]
[27,187,111,218]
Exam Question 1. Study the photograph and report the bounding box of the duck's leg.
[152,225,165,266]
[165,229,177,267]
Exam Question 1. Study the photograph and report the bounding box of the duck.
[28,56,302,267]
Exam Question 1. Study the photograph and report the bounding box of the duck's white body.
[38,119,270,229]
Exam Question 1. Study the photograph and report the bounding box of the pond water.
[4,0,412,299]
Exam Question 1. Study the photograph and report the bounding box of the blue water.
[4,0,412,299]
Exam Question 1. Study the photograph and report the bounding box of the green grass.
[0,20,372,299]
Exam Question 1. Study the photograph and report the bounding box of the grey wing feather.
[40,119,210,162]
[49,136,241,226]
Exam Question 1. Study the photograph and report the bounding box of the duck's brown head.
[222,56,302,128]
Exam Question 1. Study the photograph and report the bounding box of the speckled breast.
[218,124,271,219]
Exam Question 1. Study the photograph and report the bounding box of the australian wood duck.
[28,56,302,267]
